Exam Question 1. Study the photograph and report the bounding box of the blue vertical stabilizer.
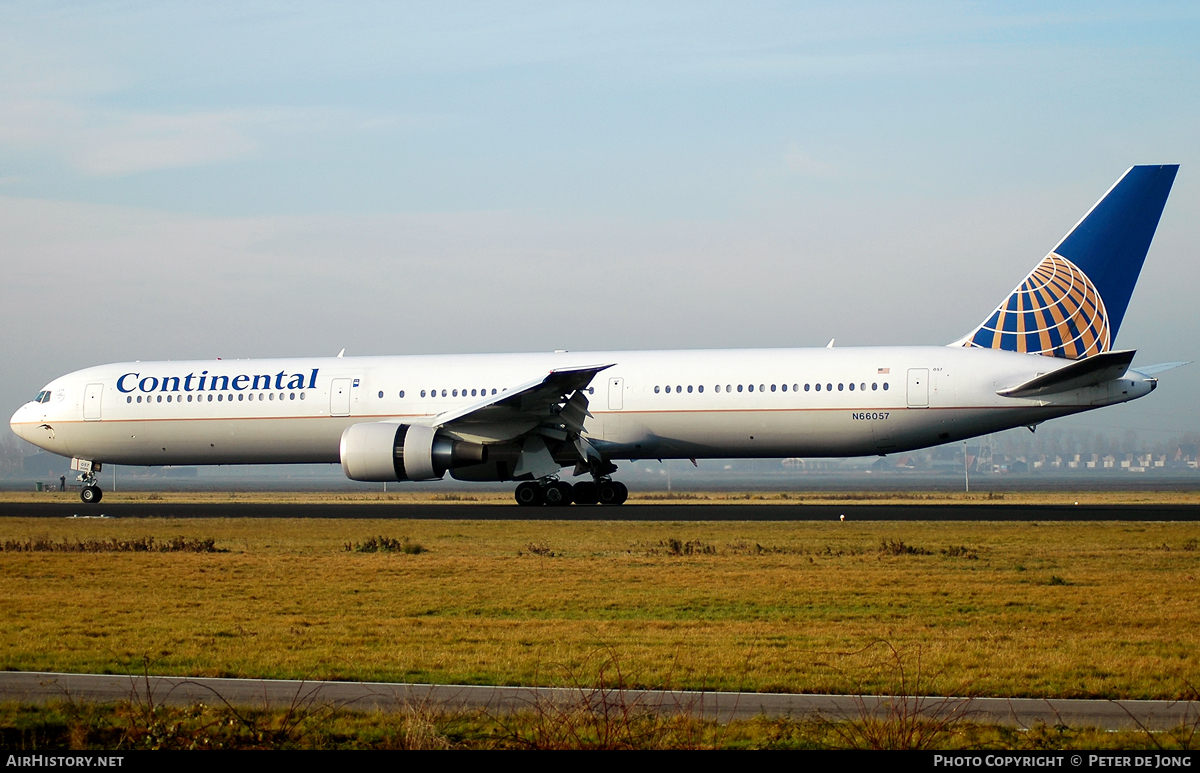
[956,165,1178,359]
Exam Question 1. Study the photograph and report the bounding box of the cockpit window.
[32,391,51,404]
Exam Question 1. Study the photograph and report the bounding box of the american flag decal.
[877,368,890,374]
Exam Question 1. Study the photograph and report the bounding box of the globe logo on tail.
[963,253,1110,359]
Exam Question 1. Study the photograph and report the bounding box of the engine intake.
[340,422,487,482]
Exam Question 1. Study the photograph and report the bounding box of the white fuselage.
[9,345,1154,468]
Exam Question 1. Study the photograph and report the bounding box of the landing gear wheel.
[572,481,598,505]
[80,486,102,504]
[597,480,628,506]
[544,481,573,507]
[515,481,544,507]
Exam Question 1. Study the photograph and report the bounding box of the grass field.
[2,515,1199,700]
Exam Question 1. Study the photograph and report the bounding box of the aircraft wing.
[431,364,613,443]
[997,350,1136,399]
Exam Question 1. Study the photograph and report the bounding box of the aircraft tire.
[515,482,544,507]
[544,481,573,507]
[572,481,598,505]
[80,486,102,504]
[598,481,627,506]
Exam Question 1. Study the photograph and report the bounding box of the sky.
[2,2,1198,450]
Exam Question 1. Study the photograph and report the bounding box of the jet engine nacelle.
[339,422,487,482]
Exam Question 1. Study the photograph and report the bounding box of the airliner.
[10,165,1182,506]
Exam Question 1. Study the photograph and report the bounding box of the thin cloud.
[783,145,840,178]
[0,100,431,176]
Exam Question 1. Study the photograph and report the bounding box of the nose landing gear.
[71,459,103,504]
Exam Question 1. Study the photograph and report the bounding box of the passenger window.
[748,384,754,392]
[697,385,703,393]
[665,385,671,393]
[725,385,731,392]
[804,384,810,392]
[781,384,787,392]
[687,385,693,393]
[815,384,821,391]
[655,386,660,394]
[759,384,765,392]
[737,385,743,393]
[269,393,274,401]
[494,389,499,395]
[421,390,426,398]
[872,383,878,391]
[452,389,458,397]
[827,383,833,391]
[126,396,131,403]
[861,383,866,391]
[676,385,682,393]
[770,384,776,392]
[300,393,306,400]
[399,390,405,398]
[838,383,843,391]
[793,384,799,392]
[883,383,890,391]
[441,389,447,397]
[290,393,295,400]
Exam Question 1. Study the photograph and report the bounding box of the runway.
[2,671,1195,731]
[1,501,1199,520]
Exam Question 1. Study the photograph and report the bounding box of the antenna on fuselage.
[336,348,345,358]
[826,339,835,349]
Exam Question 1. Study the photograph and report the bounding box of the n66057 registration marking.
[852,412,889,420]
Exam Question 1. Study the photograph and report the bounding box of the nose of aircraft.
[9,404,30,442]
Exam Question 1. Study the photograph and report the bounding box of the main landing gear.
[514,478,628,507]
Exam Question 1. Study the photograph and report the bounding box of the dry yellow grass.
[2,517,1198,699]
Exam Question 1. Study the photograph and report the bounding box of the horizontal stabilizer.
[997,350,1136,399]
[1133,361,1190,376]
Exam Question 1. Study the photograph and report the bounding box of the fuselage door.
[330,378,352,417]
[607,377,624,411]
[907,368,929,408]
[84,383,103,421]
